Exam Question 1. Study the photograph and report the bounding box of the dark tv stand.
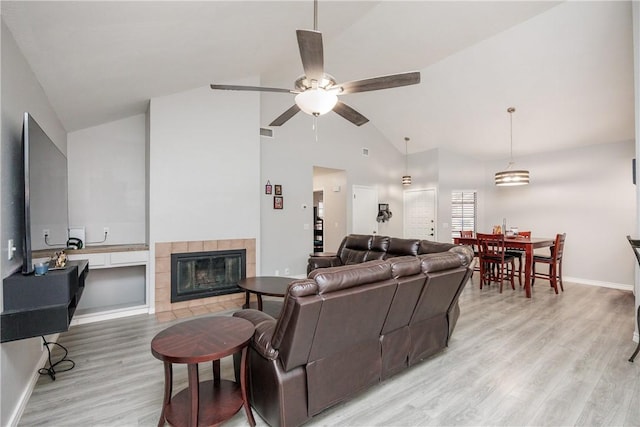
[1,260,89,343]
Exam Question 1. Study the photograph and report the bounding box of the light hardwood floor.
[19,277,640,426]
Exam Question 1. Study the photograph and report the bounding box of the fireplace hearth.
[171,249,246,303]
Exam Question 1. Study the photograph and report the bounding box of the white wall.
[148,84,261,307]
[67,114,146,245]
[149,85,260,243]
[0,20,68,427]
[259,94,404,276]
[484,140,636,288]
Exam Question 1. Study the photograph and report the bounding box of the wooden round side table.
[151,316,255,427]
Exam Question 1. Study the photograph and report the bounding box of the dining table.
[453,235,555,298]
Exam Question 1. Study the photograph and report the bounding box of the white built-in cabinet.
[36,245,150,325]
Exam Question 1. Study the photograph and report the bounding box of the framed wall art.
[274,196,283,209]
[265,180,272,194]
[274,184,282,195]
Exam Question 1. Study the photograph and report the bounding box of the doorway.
[313,167,347,253]
[313,190,324,253]
[403,188,437,240]
[352,185,378,235]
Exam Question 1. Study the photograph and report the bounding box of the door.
[404,188,436,240]
[352,185,378,235]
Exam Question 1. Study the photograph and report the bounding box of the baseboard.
[564,276,633,291]
[6,333,60,427]
[70,305,150,326]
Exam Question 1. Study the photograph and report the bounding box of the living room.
[1,1,639,426]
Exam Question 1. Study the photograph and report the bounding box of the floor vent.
[260,128,274,138]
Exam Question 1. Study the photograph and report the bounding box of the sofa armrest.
[307,255,342,274]
[233,309,279,360]
[448,245,474,266]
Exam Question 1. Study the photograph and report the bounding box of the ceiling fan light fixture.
[295,89,338,116]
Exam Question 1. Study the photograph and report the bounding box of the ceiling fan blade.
[296,30,324,83]
[337,71,421,94]
[210,84,293,94]
[269,105,301,127]
[333,101,369,127]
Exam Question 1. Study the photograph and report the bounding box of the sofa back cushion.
[408,253,468,363]
[309,260,391,294]
[337,234,372,265]
[382,256,425,334]
[418,240,456,255]
[385,237,420,258]
[305,262,397,415]
[306,260,395,361]
[272,279,323,371]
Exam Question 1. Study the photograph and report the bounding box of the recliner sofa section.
[307,233,471,274]
[233,243,473,427]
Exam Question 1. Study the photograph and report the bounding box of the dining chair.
[476,233,516,293]
[459,230,479,276]
[625,235,640,363]
[532,233,566,294]
[506,230,531,286]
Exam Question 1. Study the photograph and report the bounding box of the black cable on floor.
[38,336,75,381]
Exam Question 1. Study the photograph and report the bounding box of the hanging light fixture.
[402,137,412,186]
[495,107,529,186]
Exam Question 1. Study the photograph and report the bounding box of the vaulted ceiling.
[1,1,635,159]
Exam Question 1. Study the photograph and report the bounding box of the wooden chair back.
[476,233,507,261]
[551,233,566,262]
[460,230,473,238]
[518,230,531,238]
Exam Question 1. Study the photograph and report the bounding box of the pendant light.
[495,107,529,186]
[402,137,412,186]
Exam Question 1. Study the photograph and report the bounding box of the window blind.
[451,191,477,240]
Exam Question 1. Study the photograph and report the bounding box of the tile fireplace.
[155,239,256,314]
[171,249,246,303]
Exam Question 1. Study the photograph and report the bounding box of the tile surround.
[154,238,256,320]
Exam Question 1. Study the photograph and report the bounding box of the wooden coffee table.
[151,316,255,427]
[237,276,292,313]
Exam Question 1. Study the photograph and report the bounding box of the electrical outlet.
[103,227,109,236]
[43,229,50,238]
[275,269,280,276]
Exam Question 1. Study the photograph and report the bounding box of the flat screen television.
[22,112,69,274]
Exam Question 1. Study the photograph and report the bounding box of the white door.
[352,185,378,235]
[404,188,436,240]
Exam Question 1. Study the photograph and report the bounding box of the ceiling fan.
[210,1,420,127]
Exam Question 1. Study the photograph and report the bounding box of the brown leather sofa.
[307,233,468,274]
[233,243,474,427]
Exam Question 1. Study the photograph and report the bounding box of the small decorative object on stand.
[52,250,67,268]
[265,180,272,195]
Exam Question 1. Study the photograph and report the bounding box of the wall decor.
[274,184,282,195]
[274,196,283,209]
[265,180,272,194]
[376,203,393,223]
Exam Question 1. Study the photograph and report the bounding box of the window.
[451,191,477,240]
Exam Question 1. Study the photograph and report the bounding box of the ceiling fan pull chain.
[313,116,319,142]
